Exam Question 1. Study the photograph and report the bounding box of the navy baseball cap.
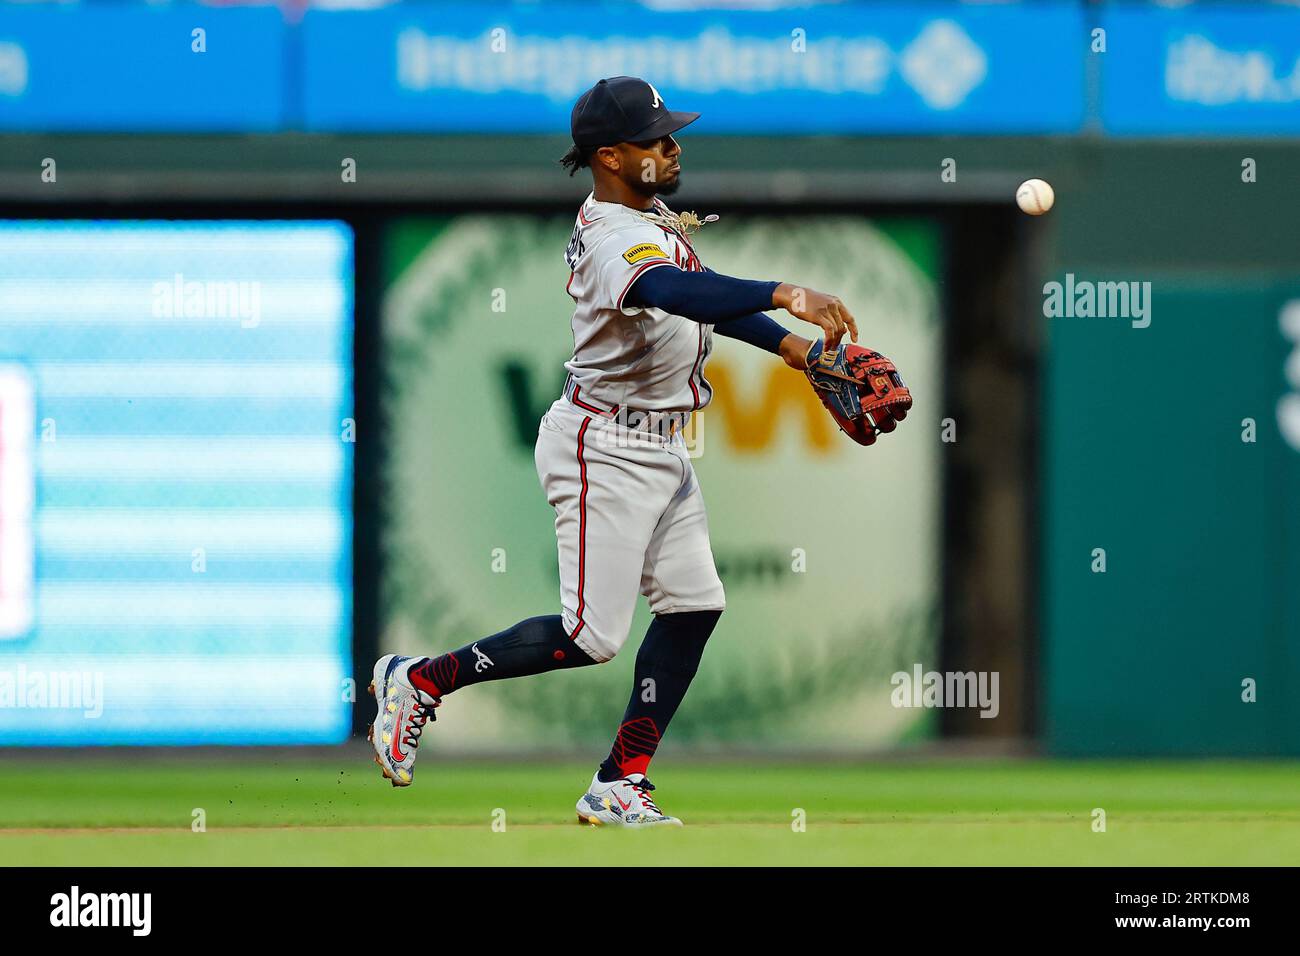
[570,76,700,148]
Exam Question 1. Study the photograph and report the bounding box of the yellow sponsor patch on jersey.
[622,242,669,265]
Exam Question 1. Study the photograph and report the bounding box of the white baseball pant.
[534,397,726,662]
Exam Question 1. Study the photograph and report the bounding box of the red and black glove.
[804,340,912,446]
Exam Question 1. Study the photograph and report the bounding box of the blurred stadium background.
[1,0,1298,864]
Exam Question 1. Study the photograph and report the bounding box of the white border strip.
[37,508,344,555]
[38,436,344,480]
[0,365,34,639]
[35,363,344,400]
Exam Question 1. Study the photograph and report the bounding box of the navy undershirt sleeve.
[712,310,791,355]
[625,265,779,324]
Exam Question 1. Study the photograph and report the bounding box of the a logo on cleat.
[391,706,409,761]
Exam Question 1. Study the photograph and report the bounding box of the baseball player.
[369,76,859,826]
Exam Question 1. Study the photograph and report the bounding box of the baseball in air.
[1016,179,1055,216]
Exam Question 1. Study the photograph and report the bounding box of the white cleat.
[367,654,440,787]
[575,772,683,827]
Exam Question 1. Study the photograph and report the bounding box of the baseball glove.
[804,339,912,446]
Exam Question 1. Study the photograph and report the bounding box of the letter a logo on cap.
[648,83,662,108]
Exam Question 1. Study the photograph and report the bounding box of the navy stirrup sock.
[597,609,721,782]
[408,615,596,698]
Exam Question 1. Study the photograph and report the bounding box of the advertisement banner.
[1102,7,1300,135]
[0,222,353,744]
[303,3,1085,134]
[0,6,286,131]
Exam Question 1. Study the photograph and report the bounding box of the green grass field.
[2,756,1298,866]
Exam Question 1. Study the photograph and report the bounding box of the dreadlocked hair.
[559,143,594,176]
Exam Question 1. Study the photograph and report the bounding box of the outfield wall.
[0,134,1295,754]
[1037,148,1300,756]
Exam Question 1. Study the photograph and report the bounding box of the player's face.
[623,134,682,196]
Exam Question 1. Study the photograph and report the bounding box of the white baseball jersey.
[562,193,714,413]
[534,193,726,663]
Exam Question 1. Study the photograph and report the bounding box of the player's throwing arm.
[772,283,858,351]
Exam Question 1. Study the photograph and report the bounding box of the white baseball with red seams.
[1016,178,1055,216]
[534,193,726,664]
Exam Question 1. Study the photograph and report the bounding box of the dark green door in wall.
[1044,276,1300,755]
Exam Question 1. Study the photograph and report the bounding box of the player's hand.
[772,283,858,349]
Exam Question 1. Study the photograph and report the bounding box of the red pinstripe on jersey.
[570,384,620,417]
[569,416,593,644]
[687,325,705,409]
[649,201,708,406]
